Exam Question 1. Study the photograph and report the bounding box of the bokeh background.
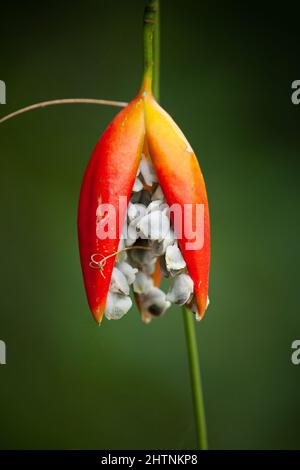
[0,0,300,450]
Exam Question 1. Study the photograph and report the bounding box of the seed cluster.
[104,155,205,322]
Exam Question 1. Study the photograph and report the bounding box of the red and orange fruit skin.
[78,88,210,323]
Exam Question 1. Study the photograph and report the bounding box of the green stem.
[183,306,208,450]
[152,0,160,101]
[143,0,159,93]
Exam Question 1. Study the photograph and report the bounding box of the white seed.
[139,156,158,186]
[105,292,132,320]
[116,261,138,285]
[152,228,175,255]
[125,219,140,246]
[127,202,147,222]
[132,177,143,192]
[152,185,165,201]
[133,271,153,294]
[141,287,171,317]
[161,205,170,219]
[167,273,194,305]
[165,243,186,273]
[138,211,170,241]
[146,200,164,213]
[109,267,130,295]
[166,228,175,245]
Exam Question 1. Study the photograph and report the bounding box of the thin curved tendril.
[0,98,128,125]
[89,246,153,278]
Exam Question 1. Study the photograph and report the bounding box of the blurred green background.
[0,0,300,450]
